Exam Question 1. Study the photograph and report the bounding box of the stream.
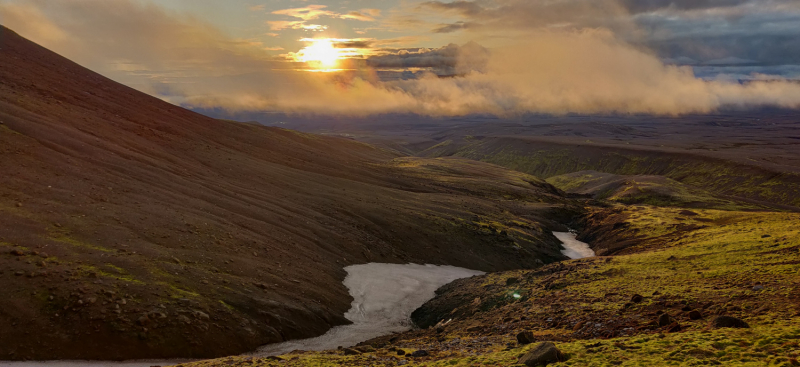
[553,231,596,259]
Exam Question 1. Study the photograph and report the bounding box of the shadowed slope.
[0,26,572,360]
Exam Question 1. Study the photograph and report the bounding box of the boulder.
[354,345,375,353]
[342,348,361,356]
[710,316,749,329]
[657,314,672,327]
[688,310,702,320]
[136,314,151,326]
[631,294,643,303]
[517,331,536,345]
[666,322,682,333]
[410,350,429,357]
[517,342,565,366]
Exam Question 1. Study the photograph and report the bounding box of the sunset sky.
[2,0,800,115]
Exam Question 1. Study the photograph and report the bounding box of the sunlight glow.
[298,39,340,69]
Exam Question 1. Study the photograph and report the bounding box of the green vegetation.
[48,232,114,253]
[430,140,800,208]
[180,205,800,367]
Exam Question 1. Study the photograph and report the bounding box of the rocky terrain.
[183,204,800,366]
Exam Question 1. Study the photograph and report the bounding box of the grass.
[77,264,144,284]
[48,232,114,253]
[440,141,800,208]
[177,205,800,367]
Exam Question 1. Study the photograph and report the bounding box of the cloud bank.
[2,0,800,117]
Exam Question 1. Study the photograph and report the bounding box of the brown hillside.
[0,26,573,360]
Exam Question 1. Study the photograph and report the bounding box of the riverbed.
[553,231,596,259]
[0,263,483,367]
[0,235,591,366]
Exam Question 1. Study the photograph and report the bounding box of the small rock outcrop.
[516,331,536,345]
[657,314,672,327]
[517,342,565,366]
[342,348,361,355]
[710,316,749,329]
[410,349,429,357]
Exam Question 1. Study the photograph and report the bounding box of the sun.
[298,39,340,69]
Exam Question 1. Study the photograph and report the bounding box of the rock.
[137,314,151,326]
[517,342,565,366]
[14,271,24,276]
[354,345,375,353]
[466,325,483,332]
[710,316,749,329]
[177,315,191,325]
[15,202,22,207]
[516,331,536,345]
[657,314,672,327]
[666,322,682,333]
[10,249,25,256]
[688,310,702,320]
[396,349,406,356]
[631,294,643,303]
[342,348,361,355]
[410,350,429,357]
[506,277,519,285]
[193,310,210,320]
[752,285,764,291]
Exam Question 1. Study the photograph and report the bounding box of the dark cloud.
[333,40,374,48]
[619,0,752,14]
[432,21,479,33]
[420,1,484,16]
[416,0,800,66]
[366,42,489,76]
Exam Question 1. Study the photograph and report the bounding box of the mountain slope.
[0,26,574,360]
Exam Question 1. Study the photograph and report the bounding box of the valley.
[1,21,799,367]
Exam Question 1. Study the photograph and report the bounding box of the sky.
[2,0,800,116]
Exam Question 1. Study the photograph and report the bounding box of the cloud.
[415,0,800,65]
[272,5,337,21]
[270,4,379,25]
[367,42,489,75]
[2,0,800,117]
[182,30,800,117]
[0,2,69,45]
[432,21,480,34]
[267,20,328,31]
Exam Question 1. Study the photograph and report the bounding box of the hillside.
[0,26,575,360]
[184,205,800,366]
[545,170,767,210]
[421,136,800,210]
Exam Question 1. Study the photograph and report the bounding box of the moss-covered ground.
[176,205,800,366]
